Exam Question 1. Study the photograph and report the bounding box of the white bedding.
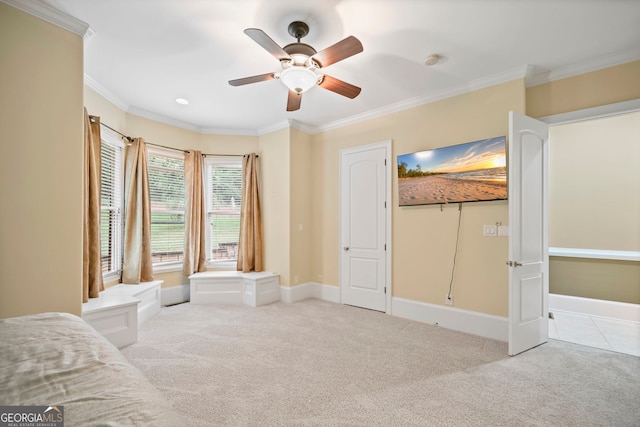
[0,312,183,426]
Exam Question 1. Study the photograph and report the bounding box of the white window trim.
[101,128,124,280]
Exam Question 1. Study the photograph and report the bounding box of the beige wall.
[548,110,640,304]
[549,111,640,251]
[312,79,526,317]
[84,87,127,133]
[0,4,84,318]
[526,60,640,118]
[259,129,291,285]
[290,128,313,285]
[550,257,640,304]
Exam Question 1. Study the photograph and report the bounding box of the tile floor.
[549,309,640,357]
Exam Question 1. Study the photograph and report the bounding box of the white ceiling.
[43,0,640,135]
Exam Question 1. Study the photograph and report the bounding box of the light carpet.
[121,299,640,426]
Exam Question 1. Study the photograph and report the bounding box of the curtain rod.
[89,116,256,157]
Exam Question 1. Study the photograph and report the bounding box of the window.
[205,156,242,264]
[147,148,185,268]
[100,129,124,280]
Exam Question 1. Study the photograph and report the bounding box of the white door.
[340,141,390,312]
[508,111,549,356]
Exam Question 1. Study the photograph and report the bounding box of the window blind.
[147,150,185,265]
[205,157,242,262]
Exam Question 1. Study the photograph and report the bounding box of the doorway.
[543,106,640,356]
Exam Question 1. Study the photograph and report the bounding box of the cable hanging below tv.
[397,136,507,207]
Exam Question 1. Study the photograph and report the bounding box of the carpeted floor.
[121,299,640,426]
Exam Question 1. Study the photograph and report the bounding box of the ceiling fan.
[229,21,363,111]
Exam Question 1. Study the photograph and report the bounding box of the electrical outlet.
[445,295,453,305]
[483,225,497,236]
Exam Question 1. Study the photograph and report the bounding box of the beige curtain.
[183,150,207,275]
[82,109,104,302]
[237,153,263,272]
[122,137,153,283]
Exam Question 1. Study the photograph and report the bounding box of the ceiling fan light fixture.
[280,66,318,94]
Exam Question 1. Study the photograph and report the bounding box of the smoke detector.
[424,54,441,66]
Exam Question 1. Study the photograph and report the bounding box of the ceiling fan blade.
[319,74,361,99]
[311,36,363,68]
[244,28,291,61]
[228,73,275,86]
[287,90,302,111]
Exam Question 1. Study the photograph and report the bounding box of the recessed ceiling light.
[175,98,189,105]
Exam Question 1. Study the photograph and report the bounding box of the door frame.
[339,140,393,314]
[507,99,640,353]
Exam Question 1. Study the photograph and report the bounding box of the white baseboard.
[549,293,640,322]
[309,282,340,303]
[280,282,340,304]
[283,286,508,341]
[391,297,508,342]
[161,284,190,306]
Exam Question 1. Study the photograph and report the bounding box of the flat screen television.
[397,136,507,206]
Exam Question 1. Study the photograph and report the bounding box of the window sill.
[205,260,237,270]
[103,271,121,285]
[153,262,183,274]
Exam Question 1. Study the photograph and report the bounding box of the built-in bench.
[189,271,280,307]
[82,280,163,348]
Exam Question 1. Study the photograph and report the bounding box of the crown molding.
[538,98,640,126]
[199,126,260,136]
[315,65,530,134]
[84,74,129,112]
[287,119,319,134]
[526,48,640,87]
[256,120,293,136]
[1,0,92,39]
[127,106,202,133]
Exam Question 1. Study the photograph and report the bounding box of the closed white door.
[508,111,550,356]
[340,141,390,312]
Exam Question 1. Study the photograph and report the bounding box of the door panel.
[349,161,379,250]
[508,111,549,356]
[340,143,388,312]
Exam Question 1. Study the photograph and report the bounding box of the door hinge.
[384,159,387,166]
[384,286,387,294]
[384,244,387,251]
[384,201,387,208]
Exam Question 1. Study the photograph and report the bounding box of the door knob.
[344,247,350,251]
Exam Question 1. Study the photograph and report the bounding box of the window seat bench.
[82,280,163,348]
[189,271,280,307]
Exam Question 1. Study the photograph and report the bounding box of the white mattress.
[0,312,183,426]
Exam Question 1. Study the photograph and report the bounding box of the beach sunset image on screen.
[397,136,507,206]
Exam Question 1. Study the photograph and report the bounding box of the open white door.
[340,141,390,313]
[508,111,549,356]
